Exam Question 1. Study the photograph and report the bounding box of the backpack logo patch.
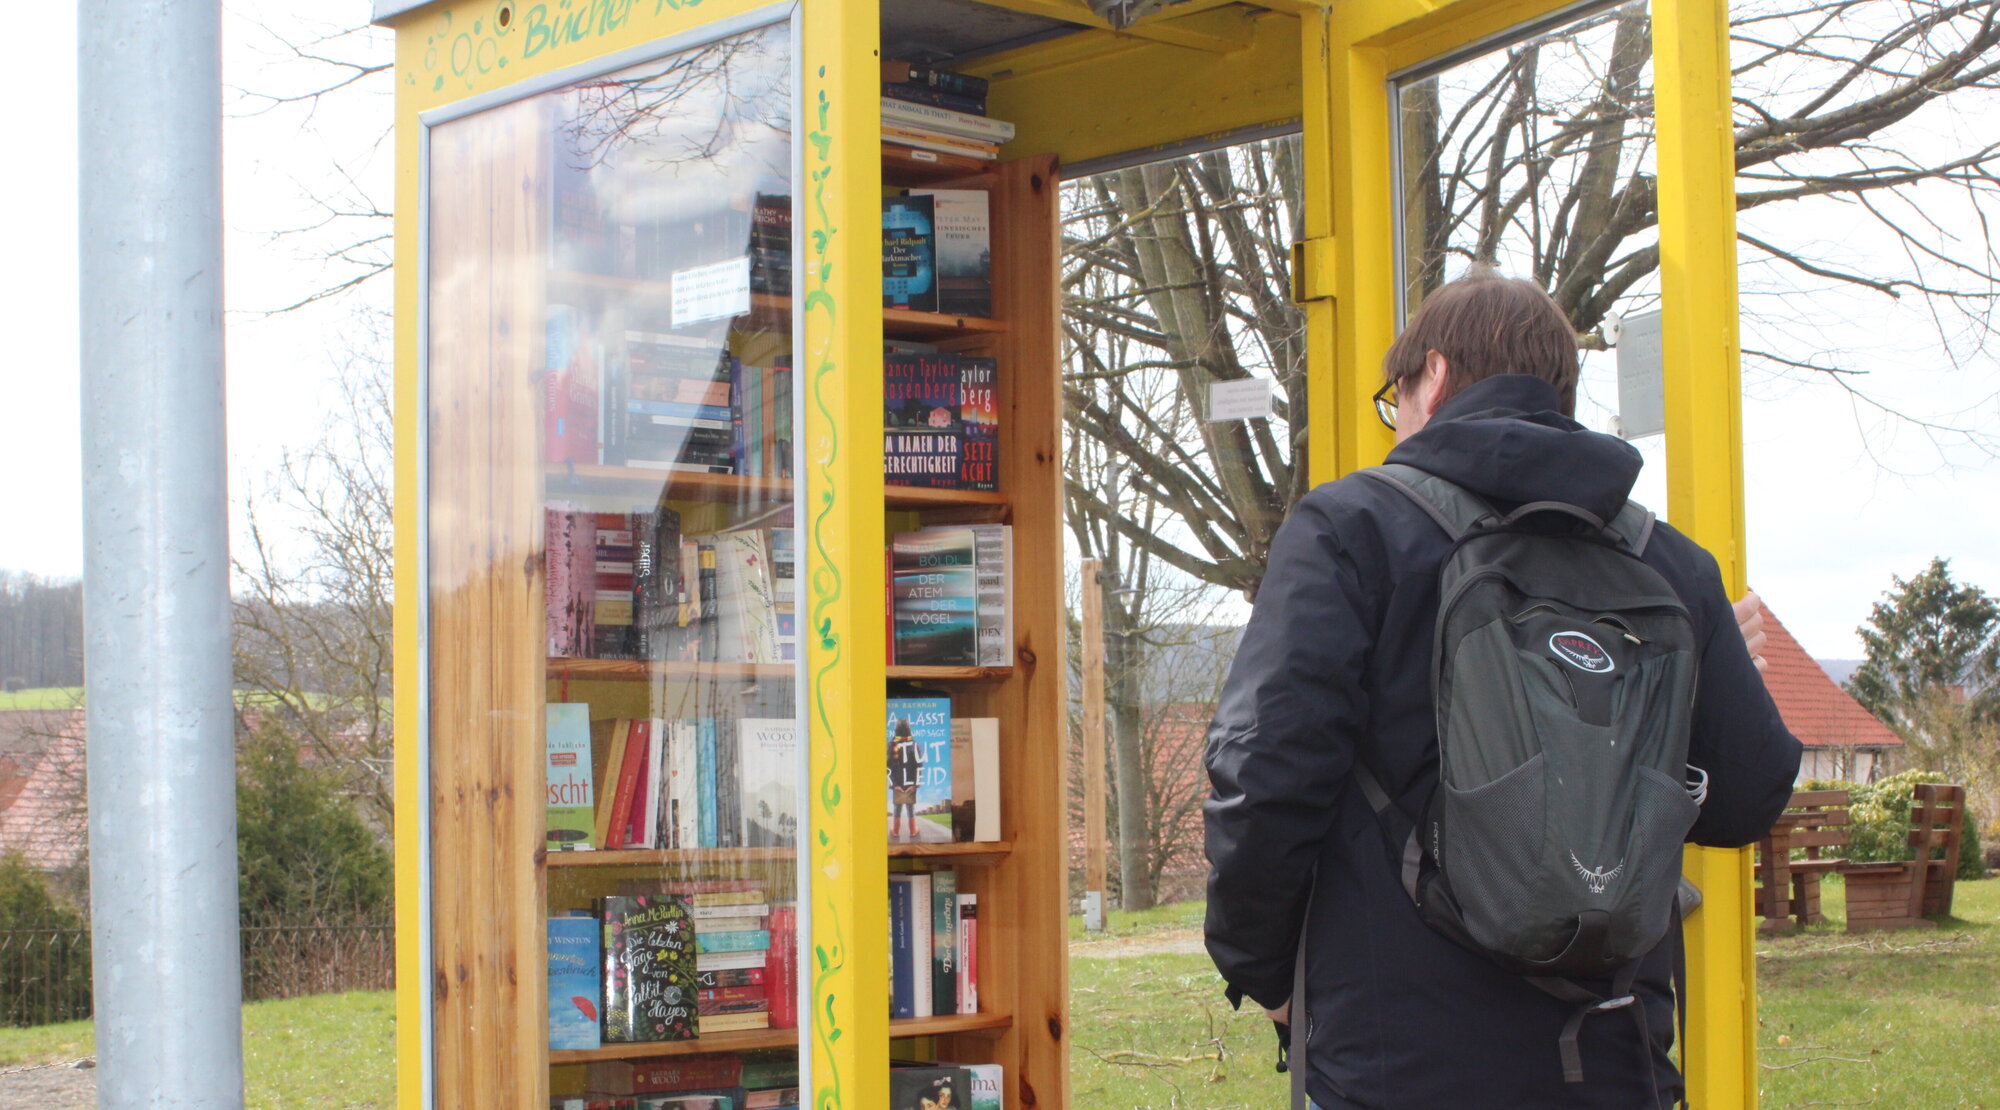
[1549,631,1614,673]
[1569,850,1625,894]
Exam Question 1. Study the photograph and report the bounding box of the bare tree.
[232,319,396,832]
[1062,0,2000,602]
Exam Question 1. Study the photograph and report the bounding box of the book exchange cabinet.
[382,0,1760,1107]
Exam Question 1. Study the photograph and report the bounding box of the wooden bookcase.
[407,15,1067,1108]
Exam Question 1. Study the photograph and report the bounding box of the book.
[584,1055,743,1095]
[600,894,699,1043]
[882,82,986,115]
[695,967,766,989]
[605,719,646,851]
[960,1063,1002,1110]
[887,696,954,843]
[881,60,990,99]
[932,869,958,1018]
[739,1058,800,1091]
[695,930,771,954]
[738,718,799,848]
[697,996,768,1017]
[957,893,978,1014]
[546,703,596,851]
[884,353,964,491]
[888,875,915,1019]
[768,903,798,1030]
[950,718,1001,844]
[591,717,626,848]
[964,523,1010,663]
[907,190,991,318]
[883,195,938,312]
[545,305,599,465]
[637,1087,747,1110]
[694,1012,770,1034]
[743,1089,799,1110]
[891,529,978,667]
[696,950,767,973]
[909,871,934,1019]
[622,719,654,850]
[546,505,597,658]
[697,717,720,849]
[880,125,1001,161]
[880,98,1016,143]
[889,1066,973,1110]
[553,1098,637,1110]
[957,357,999,492]
[671,719,700,849]
[692,915,767,934]
[547,916,602,1051]
[641,716,669,850]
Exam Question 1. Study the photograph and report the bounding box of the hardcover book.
[547,915,602,1051]
[950,718,1001,844]
[738,718,799,848]
[887,875,915,1019]
[882,195,937,312]
[891,528,978,667]
[600,894,699,1043]
[546,703,596,851]
[887,695,953,843]
[907,190,991,318]
[881,60,990,99]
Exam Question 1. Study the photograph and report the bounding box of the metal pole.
[78,1,243,1107]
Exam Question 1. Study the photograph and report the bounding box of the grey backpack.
[1356,462,1704,1087]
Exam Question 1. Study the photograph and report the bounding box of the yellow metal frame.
[383,1,884,1106]
[1309,0,1756,1105]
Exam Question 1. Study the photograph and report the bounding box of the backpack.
[1353,462,1704,1088]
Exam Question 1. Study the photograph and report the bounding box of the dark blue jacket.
[1203,375,1802,1109]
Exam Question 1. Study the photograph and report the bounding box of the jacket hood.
[1383,374,1642,523]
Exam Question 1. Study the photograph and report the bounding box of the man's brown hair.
[1382,267,1580,416]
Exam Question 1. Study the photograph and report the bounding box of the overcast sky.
[3,2,1996,663]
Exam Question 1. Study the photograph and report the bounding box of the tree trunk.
[1104,592,1156,910]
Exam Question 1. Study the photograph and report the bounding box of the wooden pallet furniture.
[1837,783,1965,932]
[1752,789,1849,932]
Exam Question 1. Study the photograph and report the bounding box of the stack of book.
[550,711,799,852]
[882,695,1002,846]
[881,61,1013,162]
[619,331,739,474]
[548,891,799,1051]
[887,868,979,1019]
[884,352,998,490]
[888,526,1013,667]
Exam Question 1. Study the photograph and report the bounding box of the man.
[1202,271,1802,1109]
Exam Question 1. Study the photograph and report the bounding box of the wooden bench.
[1838,783,1965,932]
[1754,789,1850,932]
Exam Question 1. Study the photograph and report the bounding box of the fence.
[0,921,393,1027]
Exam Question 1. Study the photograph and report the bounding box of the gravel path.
[0,1058,94,1109]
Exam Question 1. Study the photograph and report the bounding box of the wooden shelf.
[546,841,1015,869]
[884,306,1007,339]
[549,1012,1012,1064]
[549,658,1012,683]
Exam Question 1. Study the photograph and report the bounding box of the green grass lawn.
[0,991,393,1109]
[4,883,1994,1108]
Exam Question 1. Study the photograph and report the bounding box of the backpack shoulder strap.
[1358,463,1495,540]
[1607,500,1658,558]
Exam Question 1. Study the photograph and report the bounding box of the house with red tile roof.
[0,706,88,875]
[1753,602,1903,784]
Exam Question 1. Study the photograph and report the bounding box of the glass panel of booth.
[1391,1,1668,457]
[424,16,806,1098]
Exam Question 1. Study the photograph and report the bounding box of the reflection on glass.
[1394,0,1656,351]
[426,18,803,1094]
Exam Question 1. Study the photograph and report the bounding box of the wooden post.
[1080,558,1110,927]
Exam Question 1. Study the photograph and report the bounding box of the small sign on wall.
[1207,377,1273,422]
[1614,309,1665,439]
[672,257,753,328]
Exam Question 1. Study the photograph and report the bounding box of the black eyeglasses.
[1372,378,1400,430]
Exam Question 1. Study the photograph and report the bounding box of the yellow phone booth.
[378,1,1754,1108]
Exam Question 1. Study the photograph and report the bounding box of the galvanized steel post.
[78,1,243,1106]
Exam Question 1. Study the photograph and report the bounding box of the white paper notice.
[1207,377,1273,422]
[671,257,753,328]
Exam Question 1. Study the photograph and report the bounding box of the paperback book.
[906,190,991,317]
[547,915,602,1051]
[601,895,699,1043]
[886,696,953,843]
[738,718,798,848]
[546,703,596,851]
[882,195,937,312]
[890,528,978,667]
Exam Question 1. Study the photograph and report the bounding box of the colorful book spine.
[881,60,990,99]
[910,871,934,1019]
[697,717,719,849]
[880,97,1017,143]
[881,82,987,115]
[888,875,915,1020]
[545,703,595,851]
[768,904,797,1030]
[547,915,602,1051]
[880,125,1001,161]
[584,1054,743,1095]
[694,930,771,954]
[932,869,958,1018]
[957,893,979,1013]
